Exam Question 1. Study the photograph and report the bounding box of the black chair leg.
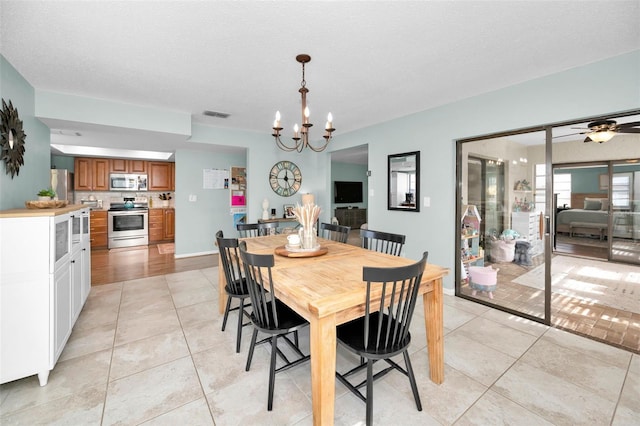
[403,351,422,411]
[366,359,374,426]
[221,296,232,331]
[268,335,278,411]
[235,298,245,353]
[246,328,258,371]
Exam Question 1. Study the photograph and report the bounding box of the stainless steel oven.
[108,197,149,249]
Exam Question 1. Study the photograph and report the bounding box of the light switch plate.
[189,194,197,202]
[424,196,430,207]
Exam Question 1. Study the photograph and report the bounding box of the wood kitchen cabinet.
[148,162,174,191]
[74,157,109,191]
[164,208,175,240]
[149,209,164,243]
[149,208,175,244]
[109,159,147,174]
[90,210,108,249]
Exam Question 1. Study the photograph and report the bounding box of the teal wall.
[558,164,639,194]
[51,155,75,171]
[174,149,246,256]
[0,56,51,210]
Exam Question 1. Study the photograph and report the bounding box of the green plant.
[159,193,172,200]
[37,188,56,198]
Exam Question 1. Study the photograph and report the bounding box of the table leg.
[423,278,444,384]
[218,260,227,315]
[310,314,337,426]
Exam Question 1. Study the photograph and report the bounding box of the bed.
[556,193,640,239]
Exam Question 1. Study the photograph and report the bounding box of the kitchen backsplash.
[75,191,175,209]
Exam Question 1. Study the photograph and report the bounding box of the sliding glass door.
[457,132,549,322]
[610,160,640,264]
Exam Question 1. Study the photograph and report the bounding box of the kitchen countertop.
[0,204,86,218]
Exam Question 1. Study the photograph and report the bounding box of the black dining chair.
[237,222,278,238]
[335,251,428,426]
[319,222,351,243]
[216,230,252,353]
[238,241,310,411]
[360,228,406,256]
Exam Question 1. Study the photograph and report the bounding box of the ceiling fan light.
[588,130,615,143]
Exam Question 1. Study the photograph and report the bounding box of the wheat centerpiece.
[293,202,321,250]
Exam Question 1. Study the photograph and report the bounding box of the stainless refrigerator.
[50,169,74,203]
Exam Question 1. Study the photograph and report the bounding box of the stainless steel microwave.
[109,174,148,191]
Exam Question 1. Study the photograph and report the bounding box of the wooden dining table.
[217,234,449,426]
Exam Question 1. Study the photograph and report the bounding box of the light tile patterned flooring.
[1,266,639,425]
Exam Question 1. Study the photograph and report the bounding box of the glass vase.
[298,226,318,250]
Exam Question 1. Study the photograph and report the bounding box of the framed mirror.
[388,151,420,212]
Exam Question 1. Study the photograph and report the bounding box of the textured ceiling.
[1,1,639,160]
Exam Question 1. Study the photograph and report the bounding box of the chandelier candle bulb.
[274,111,282,129]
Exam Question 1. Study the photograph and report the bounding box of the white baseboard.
[174,249,218,259]
[443,287,454,296]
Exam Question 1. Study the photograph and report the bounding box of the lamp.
[587,130,616,143]
[272,54,335,152]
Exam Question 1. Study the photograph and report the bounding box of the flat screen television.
[334,181,363,203]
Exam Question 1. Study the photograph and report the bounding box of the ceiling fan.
[557,119,640,143]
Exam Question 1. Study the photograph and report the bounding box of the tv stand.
[334,208,367,229]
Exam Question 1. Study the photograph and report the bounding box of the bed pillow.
[600,198,609,211]
[584,198,602,210]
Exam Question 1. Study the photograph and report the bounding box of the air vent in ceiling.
[203,110,230,119]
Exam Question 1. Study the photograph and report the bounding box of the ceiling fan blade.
[616,121,640,129]
[618,128,640,134]
[553,131,586,139]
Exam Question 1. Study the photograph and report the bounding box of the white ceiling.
[1,1,639,163]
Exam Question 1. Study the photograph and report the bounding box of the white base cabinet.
[0,206,91,386]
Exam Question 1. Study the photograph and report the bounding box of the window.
[612,173,631,209]
[534,164,545,212]
[537,164,571,211]
[554,173,571,209]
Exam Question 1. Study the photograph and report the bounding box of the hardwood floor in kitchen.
[91,245,217,285]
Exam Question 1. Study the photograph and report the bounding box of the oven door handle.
[111,236,147,241]
[109,210,148,216]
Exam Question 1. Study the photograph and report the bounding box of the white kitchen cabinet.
[54,261,72,361]
[81,209,91,305]
[0,205,91,386]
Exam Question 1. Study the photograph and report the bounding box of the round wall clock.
[269,160,302,197]
[0,99,27,178]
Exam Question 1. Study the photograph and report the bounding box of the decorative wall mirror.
[388,151,420,212]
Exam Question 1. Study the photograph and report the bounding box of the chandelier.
[272,54,335,152]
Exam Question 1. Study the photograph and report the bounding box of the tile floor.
[1,266,639,425]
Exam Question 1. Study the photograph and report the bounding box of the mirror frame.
[387,151,420,212]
